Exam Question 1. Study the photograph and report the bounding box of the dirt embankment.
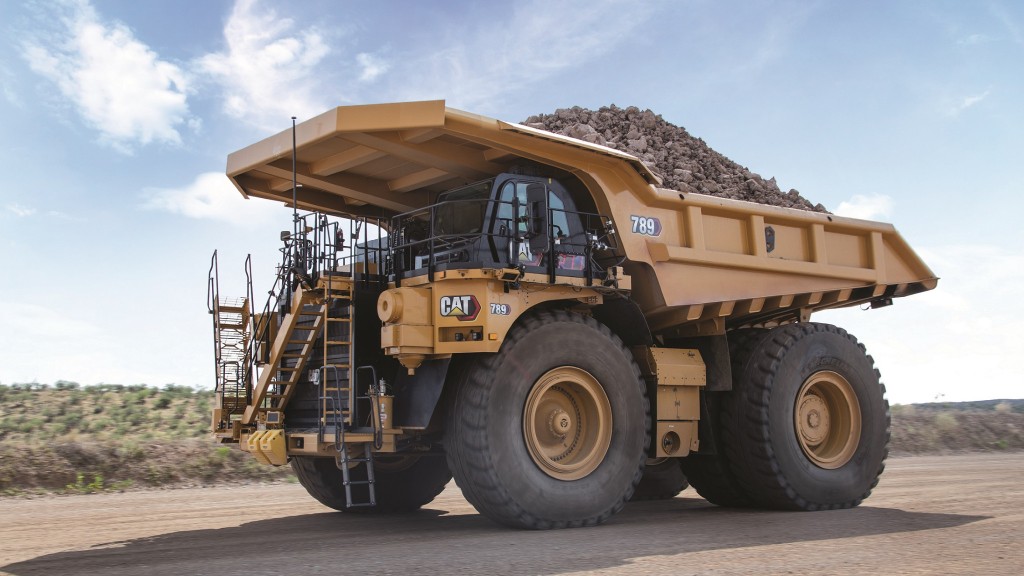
[890,402,1024,455]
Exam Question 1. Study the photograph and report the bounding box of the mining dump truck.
[206,100,936,529]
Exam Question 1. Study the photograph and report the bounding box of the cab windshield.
[430,178,493,234]
[433,180,493,236]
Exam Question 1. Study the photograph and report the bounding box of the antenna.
[283,116,301,306]
[291,116,299,237]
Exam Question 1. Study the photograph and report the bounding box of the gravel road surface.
[1,453,1020,575]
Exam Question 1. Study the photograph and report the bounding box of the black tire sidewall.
[480,316,648,523]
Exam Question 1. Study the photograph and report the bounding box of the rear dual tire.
[724,323,889,510]
[685,323,889,511]
[630,458,689,501]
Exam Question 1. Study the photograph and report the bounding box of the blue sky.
[0,0,1021,404]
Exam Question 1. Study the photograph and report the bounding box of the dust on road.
[1,453,1021,575]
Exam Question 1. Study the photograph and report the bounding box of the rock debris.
[523,105,827,212]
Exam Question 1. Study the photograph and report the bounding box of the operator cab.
[390,172,615,283]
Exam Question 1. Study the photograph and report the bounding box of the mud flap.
[393,358,452,429]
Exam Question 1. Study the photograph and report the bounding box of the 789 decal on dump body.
[630,215,662,236]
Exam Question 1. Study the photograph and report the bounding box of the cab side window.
[494,181,529,235]
[548,191,571,241]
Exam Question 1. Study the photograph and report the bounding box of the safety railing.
[389,196,618,286]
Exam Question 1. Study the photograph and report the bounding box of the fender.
[593,298,653,346]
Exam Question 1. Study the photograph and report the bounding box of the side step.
[337,442,376,508]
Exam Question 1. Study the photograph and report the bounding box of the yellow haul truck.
[207,100,936,529]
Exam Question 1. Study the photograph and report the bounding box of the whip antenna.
[291,116,299,236]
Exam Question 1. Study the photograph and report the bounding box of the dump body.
[227,100,936,337]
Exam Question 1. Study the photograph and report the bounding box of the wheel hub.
[797,394,830,446]
[523,366,612,481]
[549,409,573,436]
[794,371,862,469]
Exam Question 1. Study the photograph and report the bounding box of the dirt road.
[1,453,1021,575]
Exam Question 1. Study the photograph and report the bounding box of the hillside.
[0,383,1020,495]
[0,382,290,495]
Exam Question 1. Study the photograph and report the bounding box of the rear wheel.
[445,310,649,529]
[630,458,689,501]
[291,452,451,513]
[724,323,889,510]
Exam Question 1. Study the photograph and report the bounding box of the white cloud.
[195,0,331,129]
[357,52,390,82]
[959,90,991,110]
[944,89,992,117]
[20,0,191,152]
[397,0,655,110]
[143,171,286,228]
[6,204,36,217]
[0,64,24,108]
[834,193,893,220]
[957,33,994,45]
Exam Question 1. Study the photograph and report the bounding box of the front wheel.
[291,452,451,513]
[445,310,650,529]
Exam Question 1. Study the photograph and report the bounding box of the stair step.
[325,340,351,346]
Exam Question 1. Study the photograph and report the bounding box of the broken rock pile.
[523,105,826,212]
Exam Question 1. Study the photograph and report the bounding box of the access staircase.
[241,285,324,425]
[207,212,388,507]
[208,251,251,430]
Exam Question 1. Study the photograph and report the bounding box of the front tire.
[445,310,650,529]
[724,322,889,511]
[291,453,451,513]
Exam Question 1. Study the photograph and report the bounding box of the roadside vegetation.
[0,381,290,496]
[0,382,1020,496]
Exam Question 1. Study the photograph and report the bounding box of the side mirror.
[526,183,548,253]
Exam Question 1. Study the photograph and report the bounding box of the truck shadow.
[2,496,988,576]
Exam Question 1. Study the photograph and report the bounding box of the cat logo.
[439,295,481,321]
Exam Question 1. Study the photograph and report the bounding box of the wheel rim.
[523,366,612,481]
[794,370,862,469]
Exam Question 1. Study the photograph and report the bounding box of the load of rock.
[523,105,827,212]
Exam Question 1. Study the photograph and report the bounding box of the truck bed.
[226,100,937,333]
